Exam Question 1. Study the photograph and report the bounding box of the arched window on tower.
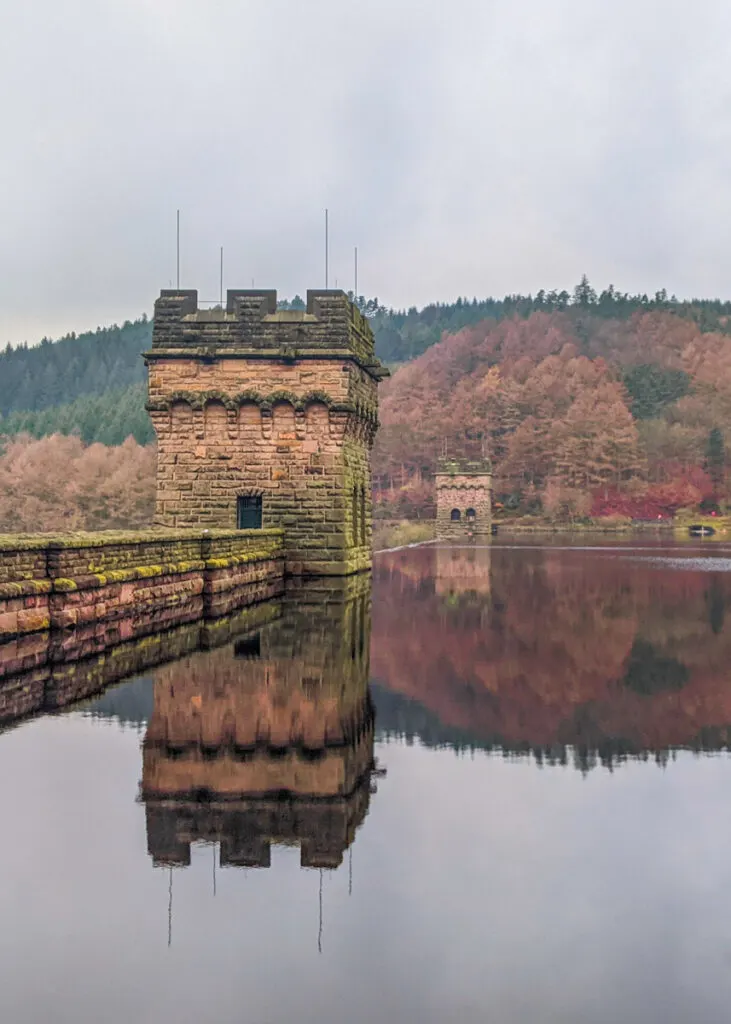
[466,507,476,521]
[450,508,461,521]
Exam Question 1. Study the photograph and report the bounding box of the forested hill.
[370,280,731,364]
[374,304,731,520]
[0,318,151,415]
[4,279,731,446]
[4,279,731,530]
[0,383,153,446]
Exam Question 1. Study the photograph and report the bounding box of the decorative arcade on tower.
[145,289,389,576]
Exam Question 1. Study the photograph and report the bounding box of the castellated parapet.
[145,289,389,576]
[435,458,492,540]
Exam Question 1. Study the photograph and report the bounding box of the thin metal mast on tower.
[176,210,180,289]
[325,209,329,289]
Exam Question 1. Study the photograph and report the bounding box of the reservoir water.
[2,539,731,1023]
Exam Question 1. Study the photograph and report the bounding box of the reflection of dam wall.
[0,586,282,728]
[142,576,375,869]
[2,575,377,867]
[435,545,491,597]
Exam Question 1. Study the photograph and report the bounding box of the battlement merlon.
[148,287,389,379]
[436,457,493,477]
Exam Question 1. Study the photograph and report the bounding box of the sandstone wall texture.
[146,289,388,575]
[0,528,284,643]
[435,459,492,540]
[144,789,372,869]
[0,598,282,728]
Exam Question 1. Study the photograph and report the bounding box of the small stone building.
[435,458,492,539]
[145,289,388,576]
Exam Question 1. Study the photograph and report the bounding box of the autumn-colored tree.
[374,302,731,518]
[5,294,731,527]
[542,478,592,522]
[554,382,642,492]
[372,544,731,763]
[0,434,155,532]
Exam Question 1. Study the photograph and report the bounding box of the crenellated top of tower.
[148,287,388,379]
[436,457,492,478]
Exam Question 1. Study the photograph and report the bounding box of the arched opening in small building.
[450,508,461,521]
[466,507,476,522]
[237,494,262,529]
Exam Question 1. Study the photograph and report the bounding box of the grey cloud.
[1,0,730,344]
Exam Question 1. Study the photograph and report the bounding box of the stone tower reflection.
[435,544,492,599]
[141,576,375,870]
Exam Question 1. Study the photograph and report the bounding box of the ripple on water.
[630,555,731,572]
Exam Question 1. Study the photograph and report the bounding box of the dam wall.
[0,528,285,643]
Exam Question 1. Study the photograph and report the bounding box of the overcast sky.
[2,0,731,344]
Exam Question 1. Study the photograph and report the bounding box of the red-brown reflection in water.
[371,544,731,761]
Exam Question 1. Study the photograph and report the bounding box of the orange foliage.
[375,310,731,516]
[3,308,731,528]
[0,434,155,532]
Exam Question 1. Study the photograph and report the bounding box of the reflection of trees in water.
[623,640,688,696]
[371,546,731,767]
[706,577,726,635]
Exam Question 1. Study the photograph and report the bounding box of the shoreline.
[373,516,731,549]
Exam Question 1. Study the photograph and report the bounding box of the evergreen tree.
[706,427,725,489]
[623,365,691,420]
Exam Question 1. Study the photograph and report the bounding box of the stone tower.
[435,458,492,539]
[145,289,388,575]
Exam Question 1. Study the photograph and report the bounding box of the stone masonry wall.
[144,781,373,868]
[436,471,492,540]
[144,575,370,758]
[147,288,387,575]
[0,528,284,642]
[0,586,284,730]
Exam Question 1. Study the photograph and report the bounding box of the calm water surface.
[3,539,731,1023]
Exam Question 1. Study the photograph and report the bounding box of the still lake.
[2,538,731,1023]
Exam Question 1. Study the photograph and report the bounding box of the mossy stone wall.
[0,529,284,641]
